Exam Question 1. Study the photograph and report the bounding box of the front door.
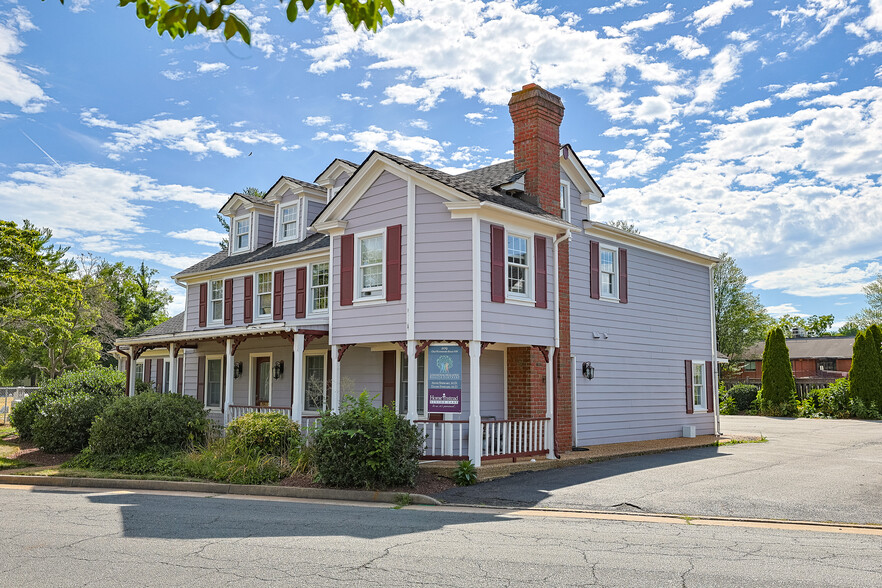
[255,357,271,406]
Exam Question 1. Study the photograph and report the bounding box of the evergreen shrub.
[848,330,882,408]
[226,412,301,457]
[759,328,798,416]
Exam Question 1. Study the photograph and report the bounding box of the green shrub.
[849,330,882,408]
[134,379,154,395]
[64,447,183,475]
[32,390,120,453]
[719,393,737,415]
[453,460,478,486]
[174,438,290,485]
[226,412,300,457]
[799,379,851,418]
[759,329,797,416]
[10,366,125,441]
[311,392,424,489]
[727,384,759,412]
[848,397,882,421]
[89,392,209,455]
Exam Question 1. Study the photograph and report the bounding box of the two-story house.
[114,84,719,467]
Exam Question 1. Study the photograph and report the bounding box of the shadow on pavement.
[435,444,727,507]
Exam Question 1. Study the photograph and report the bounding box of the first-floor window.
[310,262,329,313]
[256,272,272,317]
[304,354,327,412]
[506,234,529,297]
[693,361,705,409]
[206,358,222,408]
[135,362,144,382]
[163,360,170,393]
[398,352,426,417]
[600,246,618,298]
[744,360,756,371]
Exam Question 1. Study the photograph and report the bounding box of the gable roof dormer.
[264,176,326,203]
[219,191,274,217]
[314,158,359,191]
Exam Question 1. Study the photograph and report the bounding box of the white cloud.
[602,126,649,137]
[168,228,227,247]
[303,115,331,126]
[765,303,806,317]
[80,109,287,159]
[776,81,837,100]
[657,35,710,59]
[113,250,206,271]
[195,61,229,74]
[465,112,497,125]
[161,70,187,81]
[688,45,742,112]
[588,0,646,14]
[0,9,52,113]
[692,0,753,32]
[621,10,673,33]
[727,98,772,121]
[409,118,430,130]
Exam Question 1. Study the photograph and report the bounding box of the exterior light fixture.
[273,360,284,380]
[582,361,595,380]
[233,362,243,379]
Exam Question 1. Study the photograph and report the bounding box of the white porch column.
[292,333,305,422]
[168,343,177,394]
[468,340,482,468]
[224,339,234,419]
[127,349,136,397]
[330,344,341,413]
[545,346,556,460]
[406,340,418,422]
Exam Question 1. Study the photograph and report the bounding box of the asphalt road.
[1,486,881,587]
[437,416,882,524]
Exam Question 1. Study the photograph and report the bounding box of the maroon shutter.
[340,234,354,306]
[156,360,164,393]
[490,224,505,303]
[685,359,694,414]
[386,224,402,301]
[223,279,233,325]
[273,270,285,320]
[198,283,207,327]
[145,359,152,385]
[243,275,253,324]
[619,248,628,304]
[177,357,183,394]
[534,235,547,309]
[590,240,600,300]
[196,356,205,403]
[295,266,307,318]
[706,361,715,413]
[382,350,396,408]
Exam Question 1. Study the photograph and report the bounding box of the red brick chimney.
[508,83,565,215]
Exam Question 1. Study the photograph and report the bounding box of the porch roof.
[115,321,329,348]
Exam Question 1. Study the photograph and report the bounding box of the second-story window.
[506,234,530,298]
[233,217,250,252]
[279,203,299,241]
[310,262,329,313]
[210,280,223,322]
[256,272,272,317]
[600,246,618,298]
[560,181,570,221]
[358,234,384,298]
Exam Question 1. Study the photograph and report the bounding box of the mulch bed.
[4,434,75,468]
[279,469,455,496]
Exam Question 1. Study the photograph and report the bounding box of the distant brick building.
[733,336,854,381]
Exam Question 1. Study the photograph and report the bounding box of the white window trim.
[254,271,273,320]
[308,261,330,316]
[395,350,428,417]
[134,361,145,383]
[354,228,387,303]
[302,350,328,415]
[231,214,252,254]
[505,230,534,303]
[560,179,571,224]
[277,201,300,244]
[249,352,273,406]
[204,355,224,411]
[209,279,224,324]
[599,244,619,301]
[692,360,706,410]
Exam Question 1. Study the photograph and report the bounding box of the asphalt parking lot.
[436,416,882,524]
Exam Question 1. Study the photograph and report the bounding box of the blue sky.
[1,0,881,325]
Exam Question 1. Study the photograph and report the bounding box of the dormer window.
[233,216,250,252]
[278,203,299,242]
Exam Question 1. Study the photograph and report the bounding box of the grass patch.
[0,425,32,470]
[10,466,203,482]
[715,435,767,447]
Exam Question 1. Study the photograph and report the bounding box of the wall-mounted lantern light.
[582,361,595,380]
[233,362,243,379]
[273,360,284,380]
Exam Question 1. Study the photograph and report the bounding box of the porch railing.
[226,405,292,424]
[415,417,550,461]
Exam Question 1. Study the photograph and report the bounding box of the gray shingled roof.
[280,176,322,191]
[174,233,329,278]
[740,336,856,360]
[140,312,184,337]
[456,160,520,187]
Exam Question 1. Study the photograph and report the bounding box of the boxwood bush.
[89,392,210,455]
[226,412,301,457]
[311,392,424,489]
[727,384,759,413]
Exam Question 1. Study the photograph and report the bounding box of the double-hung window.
[304,354,328,412]
[310,262,329,313]
[279,203,299,242]
[600,246,618,299]
[693,361,705,410]
[398,352,426,417]
[506,234,530,298]
[135,362,144,383]
[210,280,223,322]
[233,217,250,252]
[205,358,222,408]
[358,234,384,299]
[560,181,570,221]
[256,272,272,318]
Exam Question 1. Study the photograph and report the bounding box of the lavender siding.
[413,186,473,340]
[231,338,295,407]
[480,221,555,346]
[306,199,325,229]
[283,268,298,321]
[331,171,407,344]
[255,213,273,248]
[182,350,197,397]
[561,169,589,224]
[339,346,383,409]
[333,172,351,188]
[570,233,715,445]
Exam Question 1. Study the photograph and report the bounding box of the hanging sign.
[427,344,462,413]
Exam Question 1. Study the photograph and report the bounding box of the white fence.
[415,417,550,460]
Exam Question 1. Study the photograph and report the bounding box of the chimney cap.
[508,83,564,111]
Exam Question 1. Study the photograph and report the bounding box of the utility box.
[682,425,696,438]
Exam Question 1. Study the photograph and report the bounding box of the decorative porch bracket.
[532,345,550,363]
[336,343,354,362]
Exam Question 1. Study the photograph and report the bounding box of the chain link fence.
[0,387,37,426]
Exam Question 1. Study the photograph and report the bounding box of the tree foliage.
[759,328,797,413]
[849,329,882,408]
[606,220,640,234]
[714,253,771,359]
[769,313,835,337]
[847,275,882,330]
[52,0,402,46]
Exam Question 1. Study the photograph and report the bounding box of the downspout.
[552,230,570,458]
[115,346,132,397]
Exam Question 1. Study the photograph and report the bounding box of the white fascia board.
[264,178,325,203]
[315,159,358,188]
[176,249,330,285]
[312,219,348,235]
[446,201,575,234]
[219,194,274,217]
[116,321,329,347]
[560,151,604,207]
[583,221,719,267]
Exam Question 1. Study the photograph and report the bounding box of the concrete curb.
[0,475,441,506]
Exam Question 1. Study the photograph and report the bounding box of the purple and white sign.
[427,344,462,413]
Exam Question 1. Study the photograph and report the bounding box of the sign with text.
[427,344,462,413]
